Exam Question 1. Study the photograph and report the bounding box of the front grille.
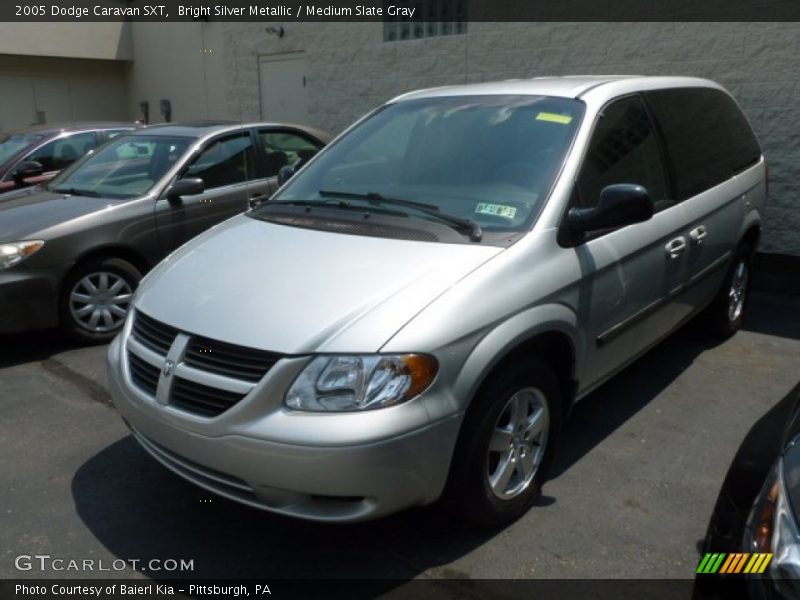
[170,377,246,417]
[184,336,280,382]
[129,352,160,397]
[127,311,281,418]
[132,310,179,355]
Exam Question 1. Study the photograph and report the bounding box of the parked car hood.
[0,187,120,240]
[135,216,504,354]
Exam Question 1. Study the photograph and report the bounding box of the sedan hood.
[136,216,503,354]
[0,187,120,241]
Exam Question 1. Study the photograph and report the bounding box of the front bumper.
[0,268,60,334]
[107,334,462,522]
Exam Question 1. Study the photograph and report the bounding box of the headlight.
[746,460,800,594]
[0,240,44,270]
[285,354,438,412]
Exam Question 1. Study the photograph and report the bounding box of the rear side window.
[184,133,257,189]
[258,130,322,176]
[644,88,761,199]
[577,95,670,211]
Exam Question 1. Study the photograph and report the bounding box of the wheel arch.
[453,304,583,421]
[65,245,151,283]
[57,245,151,325]
[740,223,761,252]
[738,210,761,252]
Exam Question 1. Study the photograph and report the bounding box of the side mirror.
[564,184,653,240]
[166,177,204,201]
[277,164,295,186]
[13,161,44,185]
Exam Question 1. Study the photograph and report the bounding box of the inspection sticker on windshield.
[536,112,573,125]
[475,203,517,219]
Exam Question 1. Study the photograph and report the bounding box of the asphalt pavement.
[1,290,799,585]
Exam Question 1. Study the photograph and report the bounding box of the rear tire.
[59,257,141,344]
[444,357,562,527]
[704,244,752,338]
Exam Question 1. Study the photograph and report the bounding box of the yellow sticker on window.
[475,203,517,219]
[536,112,573,125]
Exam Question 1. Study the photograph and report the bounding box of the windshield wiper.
[318,190,483,242]
[51,187,102,198]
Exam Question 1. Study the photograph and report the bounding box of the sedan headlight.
[0,240,44,270]
[285,354,438,412]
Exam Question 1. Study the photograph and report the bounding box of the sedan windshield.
[269,95,584,239]
[0,132,45,165]
[48,135,192,199]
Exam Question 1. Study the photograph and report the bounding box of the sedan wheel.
[60,257,142,343]
[69,271,133,333]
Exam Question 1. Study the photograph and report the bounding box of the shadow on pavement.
[740,290,800,341]
[0,328,86,368]
[551,290,799,479]
[72,435,501,584]
[551,321,720,479]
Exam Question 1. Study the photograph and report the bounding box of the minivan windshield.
[48,135,192,199]
[0,132,45,165]
[267,95,584,240]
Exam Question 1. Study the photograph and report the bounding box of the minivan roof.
[391,75,720,103]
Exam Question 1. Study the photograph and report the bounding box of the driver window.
[577,96,670,211]
[27,132,98,172]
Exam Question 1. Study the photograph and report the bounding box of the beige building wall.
[0,22,131,132]
[0,23,132,60]
[0,55,130,131]
[219,22,800,256]
[0,21,797,255]
[127,22,227,123]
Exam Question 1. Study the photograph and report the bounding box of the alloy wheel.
[487,387,550,500]
[727,258,749,322]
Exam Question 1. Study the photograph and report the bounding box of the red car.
[0,122,138,194]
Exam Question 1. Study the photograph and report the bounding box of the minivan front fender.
[424,303,585,421]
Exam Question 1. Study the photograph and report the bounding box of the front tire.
[445,357,562,526]
[59,257,141,343]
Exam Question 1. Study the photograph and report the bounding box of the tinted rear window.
[644,87,761,199]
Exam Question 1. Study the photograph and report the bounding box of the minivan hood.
[135,216,503,354]
[0,187,120,240]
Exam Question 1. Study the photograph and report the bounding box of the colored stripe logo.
[696,553,772,574]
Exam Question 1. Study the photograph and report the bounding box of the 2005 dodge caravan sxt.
[108,76,765,524]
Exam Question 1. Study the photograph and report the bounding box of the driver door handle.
[665,236,687,259]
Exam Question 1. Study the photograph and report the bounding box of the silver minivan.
[107,76,765,525]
